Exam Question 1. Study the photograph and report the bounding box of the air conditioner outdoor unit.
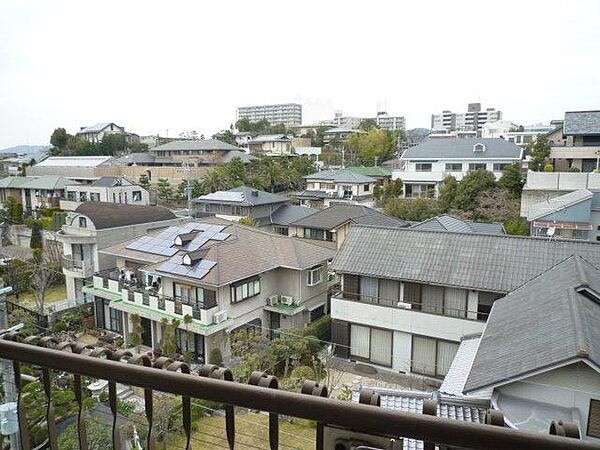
[397,302,412,310]
[280,295,294,306]
[267,294,280,306]
[213,311,228,324]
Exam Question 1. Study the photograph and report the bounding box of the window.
[412,336,459,377]
[109,308,122,334]
[445,163,462,172]
[310,305,325,322]
[174,283,191,302]
[67,191,76,201]
[360,276,378,303]
[472,143,486,152]
[493,163,510,171]
[79,192,87,202]
[588,399,600,438]
[231,277,261,303]
[364,184,370,192]
[304,227,325,240]
[273,226,289,236]
[469,163,487,171]
[132,191,142,202]
[78,217,87,228]
[90,192,100,202]
[415,163,432,172]
[350,324,392,367]
[307,266,323,286]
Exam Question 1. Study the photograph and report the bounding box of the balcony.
[0,337,592,450]
[331,291,486,343]
[62,255,94,278]
[550,145,600,159]
[391,170,448,182]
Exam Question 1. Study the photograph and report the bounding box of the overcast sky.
[1,0,599,149]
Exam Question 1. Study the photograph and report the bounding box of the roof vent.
[473,143,486,152]
[251,189,259,197]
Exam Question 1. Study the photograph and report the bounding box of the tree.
[238,216,259,227]
[474,187,521,223]
[156,178,173,204]
[29,220,43,250]
[374,178,403,206]
[499,163,524,198]
[215,129,237,146]
[347,129,397,166]
[162,318,180,357]
[225,156,246,186]
[29,248,61,315]
[359,118,378,132]
[58,416,112,450]
[438,175,458,212]
[385,198,440,222]
[3,196,23,223]
[528,137,551,172]
[182,314,194,362]
[209,347,223,366]
[50,127,69,149]
[453,170,496,212]
[99,133,127,155]
[505,216,529,235]
[138,173,151,190]
[201,166,230,193]
[129,313,144,349]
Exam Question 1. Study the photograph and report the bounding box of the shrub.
[568,166,581,172]
[208,347,223,366]
[543,163,554,172]
[290,365,316,381]
[306,315,331,341]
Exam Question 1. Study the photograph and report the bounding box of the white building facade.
[237,103,302,125]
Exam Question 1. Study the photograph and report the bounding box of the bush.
[568,166,581,172]
[544,163,554,172]
[290,365,316,381]
[208,347,223,366]
[307,315,331,342]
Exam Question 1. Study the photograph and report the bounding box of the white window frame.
[307,266,323,286]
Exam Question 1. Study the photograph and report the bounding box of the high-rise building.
[237,103,302,125]
[431,103,502,132]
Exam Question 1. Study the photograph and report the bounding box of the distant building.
[247,134,293,155]
[138,135,190,149]
[27,156,114,182]
[374,111,406,131]
[0,175,80,213]
[431,103,502,133]
[298,170,377,208]
[320,111,363,129]
[549,110,600,172]
[148,139,250,166]
[61,176,150,211]
[322,127,361,145]
[319,110,406,132]
[76,122,138,146]
[482,120,553,148]
[0,151,49,175]
[237,103,302,125]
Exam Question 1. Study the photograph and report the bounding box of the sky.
[1,0,600,149]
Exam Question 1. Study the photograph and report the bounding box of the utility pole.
[0,284,21,450]
[186,163,192,218]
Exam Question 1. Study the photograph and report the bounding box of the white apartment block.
[237,103,302,125]
[431,103,502,133]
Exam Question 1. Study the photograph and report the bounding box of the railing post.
[39,336,59,450]
[129,354,155,450]
[63,342,93,450]
[301,380,328,450]
[422,398,438,450]
[199,364,236,450]
[549,420,581,440]
[249,371,279,450]
[165,361,192,450]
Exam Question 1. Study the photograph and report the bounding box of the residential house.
[549,111,600,172]
[194,186,314,234]
[288,203,408,249]
[57,203,185,302]
[84,220,335,361]
[27,156,114,182]
[329,226,600,377]
[525,189,600,241]
[482,121,553,148]
[76,122,126,143]
[60,176,150,211]
[411,214,506,235]
[344,166,392,186]
[0,151,49,175]
[452,255,600,443]
[148,139,251,166]
[0,175,81,213]
[520,171,600,217]
[298,171,377,208]
[247,134,293,155]
[392,138,522,198]
[234,131,253,148]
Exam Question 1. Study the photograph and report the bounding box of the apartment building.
[0,175,80,213]
[549,110,600,172]
[84,220,335,361]
[431,103,502,133]
[375,111,406,131]
[237,103,302,126]
[60,176,150,211]
[329,226,600,377]
[57,203,185,302]
[298,171,377,208]
[392,138,522,198]
[482,121,553,148]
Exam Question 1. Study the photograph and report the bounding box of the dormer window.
[473,143,486,152]
[175,231,196,246]
[182,249,208,266]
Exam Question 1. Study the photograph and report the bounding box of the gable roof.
[411,215,506,235]
[331,226,600,293]
[248,134,291,143]
[20,175,81,190]
[90,176,134,187]
[304,170,376,183]
[464,255,600,392]
[564,110,600,135]
[0,176,33,188]
[74,203,176,230]
[401,138,522,160]
[195,187,288,206]
[344,166,392,177]
[290,203,408,230]
[77,123,123,134]
[270,204,315,225]
[526,189,593,221]
[149,139,240,152]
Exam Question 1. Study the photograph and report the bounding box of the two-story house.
[247,134,293,155]
[442,255,600,443]
[0,175,81,213]
[549,110,600,172]
[149,139,251,166]
[298,171,377,208]
[329,226,600,377]
[57,203,185,302]
[84,220,335,362]
[392,138,522,198]
[60,176,150,211]
[194,186,315,235]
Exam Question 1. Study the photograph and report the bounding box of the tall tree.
[528,137,551,172]
[138,173,151,190]
[499,163,524,198]
[29,248,61,315]
[453,170,496,212]
[348,129,397,166]
[438,175,459,212]
[29,220,43,249]
[99,133,127,155]
[156,178,173,204]
[50,127,70,149]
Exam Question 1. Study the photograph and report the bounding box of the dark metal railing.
[0,337,596,450]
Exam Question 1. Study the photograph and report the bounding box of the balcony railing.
[62,255,93,278]
[0,336,594,450]
[333,290,489,321]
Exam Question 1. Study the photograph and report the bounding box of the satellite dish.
[547,227,556,237]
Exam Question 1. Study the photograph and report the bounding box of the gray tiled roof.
[75,203,176,230]
[564,110,600,135]
[352,387,488,450]
[331,226,600,293]
[149,139,240,152]
[270,204,315,225]
[304,170,376,183]
[440,334,482,396]
[248,134,291,143]
[290,204,408,230]
[411,215,506,235]
[90,176,133,187]
[464,255,600,392]
[77,123,121,134]
[195,187,288,206]
[525,189,593,221]
[401,138,522,160]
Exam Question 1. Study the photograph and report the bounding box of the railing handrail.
[0,339,596,450]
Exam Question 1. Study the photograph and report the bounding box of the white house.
[298,170,376,208]
[76,122,127,144]
[60,176,150,211]
[392,138,522,198]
